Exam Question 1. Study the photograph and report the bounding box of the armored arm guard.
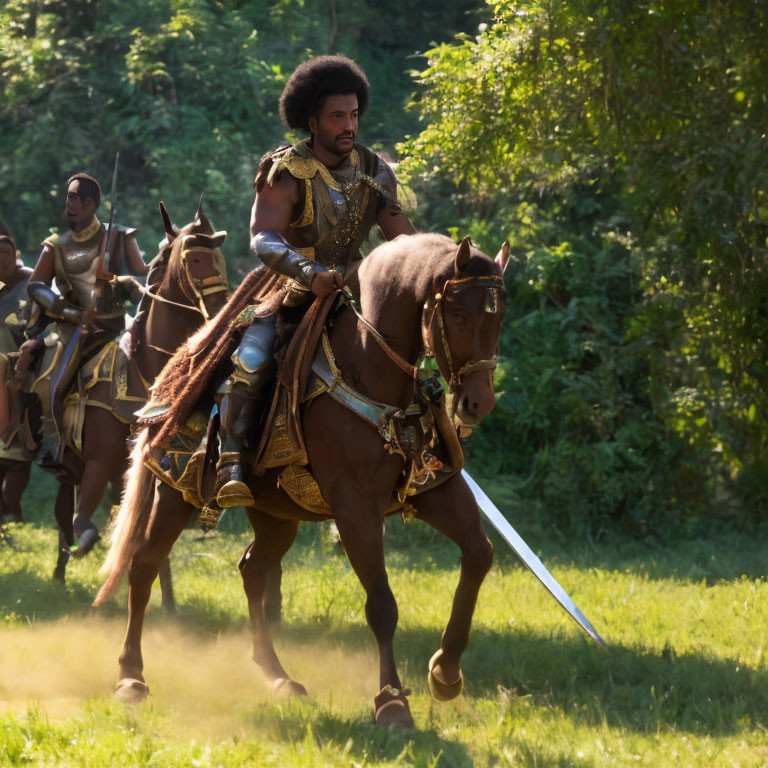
[27,281,81,323]
[250,231,326,289]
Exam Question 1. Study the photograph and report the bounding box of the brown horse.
[49,199,230,584]
[96,233,507,727]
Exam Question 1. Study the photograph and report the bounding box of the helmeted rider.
[215,55,416,508]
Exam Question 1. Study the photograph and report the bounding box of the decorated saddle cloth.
[57,331,151,454]
[21,326,150,458]
[144,289,465,520]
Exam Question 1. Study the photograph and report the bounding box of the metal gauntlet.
[27,281,81,323]
[250,231,326,289]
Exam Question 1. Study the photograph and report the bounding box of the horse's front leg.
[410,473,494,701]
[73,411,129,557]
[240,510,302,695]
[331,482,414,728]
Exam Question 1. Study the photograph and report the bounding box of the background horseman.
[25,172,148,551]
[0,235,35,522]
[215,54,415,507]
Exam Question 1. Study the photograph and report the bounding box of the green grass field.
[1,467,766,767]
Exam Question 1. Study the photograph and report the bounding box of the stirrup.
[215,464,255,508]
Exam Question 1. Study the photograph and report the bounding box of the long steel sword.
[461,469,606,647]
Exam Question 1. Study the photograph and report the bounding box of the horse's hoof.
[72,527,100,558]
[374,685,414,729]
[114,678,149,704]
[270,678,308,698]
[427,650,464,702]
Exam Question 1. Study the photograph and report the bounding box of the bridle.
[139,235,229,322]
[347,271,506,394]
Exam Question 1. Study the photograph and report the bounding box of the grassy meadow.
[1,467,766,767]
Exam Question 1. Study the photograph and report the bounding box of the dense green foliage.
[400,0,768,533]
[2,0,767,535]
[0,0,478,267]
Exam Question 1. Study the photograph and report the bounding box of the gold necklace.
[72,216,101,243]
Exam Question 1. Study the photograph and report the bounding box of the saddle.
[144,289,465,523]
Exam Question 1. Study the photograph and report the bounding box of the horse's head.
[423,237,508,425]
[154,194,231,319]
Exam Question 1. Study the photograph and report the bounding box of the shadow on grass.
[3,560,765,739]
[246,705,474,768]
[0,563,125,623]
[236,618,768,739]
[271,621,767,737]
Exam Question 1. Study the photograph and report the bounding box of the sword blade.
[461,469,606,648]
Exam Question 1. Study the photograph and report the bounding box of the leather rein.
[346,273,506,393]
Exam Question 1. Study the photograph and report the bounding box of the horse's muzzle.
[453,369,496,425]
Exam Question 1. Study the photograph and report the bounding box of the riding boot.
[215,369,272,508]
[35,420,60,470]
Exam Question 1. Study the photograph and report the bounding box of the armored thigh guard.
[228,315,278,388]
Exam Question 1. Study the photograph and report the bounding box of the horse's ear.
[159,201,176,242]
[455,236,472,274]
[495,241,510,275]
[194,191,214,234]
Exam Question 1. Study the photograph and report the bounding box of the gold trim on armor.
[71,217,102,243]
[31,340,63,391]
[290,178,314,229]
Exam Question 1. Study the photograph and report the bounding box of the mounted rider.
[0,235,32,358]
[25,172,149,469]
[0,235,38,464]
[215,54,415,508]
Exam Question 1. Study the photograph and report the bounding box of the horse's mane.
[358,232,499,311]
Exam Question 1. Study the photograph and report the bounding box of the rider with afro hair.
[213,55,414,509]
[279,55,370,133]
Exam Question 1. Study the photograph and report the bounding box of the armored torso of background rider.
[39,220,141,335]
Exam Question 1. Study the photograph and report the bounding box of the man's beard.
[333,132,355,155]
[313,130,356,158]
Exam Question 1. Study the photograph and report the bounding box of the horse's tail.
[93,429,154,606]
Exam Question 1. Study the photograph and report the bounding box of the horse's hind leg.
[240,510,303,695]
[116,483,192,702]
[157,558,175,613]
[108,478,176,613]
[410,474,494,701]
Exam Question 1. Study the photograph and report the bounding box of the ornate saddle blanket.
[57,331,150,454]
